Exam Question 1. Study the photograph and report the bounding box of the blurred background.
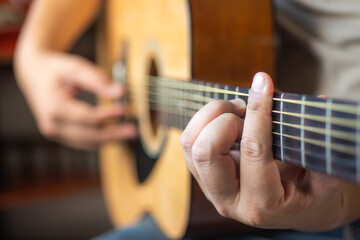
[0,0,325,239]
[0,0,112,239]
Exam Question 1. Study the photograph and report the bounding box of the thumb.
[64,57,123,98]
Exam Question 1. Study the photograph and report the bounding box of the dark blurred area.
[0,1,112,239]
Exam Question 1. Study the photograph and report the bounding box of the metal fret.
[214,83,219,100]
[326,99,333,175]
[201,81,206,106]
[235,86,239,99]
[205,82,211,99]
[301,95,306,168]
[167,82,171,127]
[280,93,285,162]
[224,85,229,100]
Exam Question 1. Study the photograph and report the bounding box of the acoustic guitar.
[97,0,360,239]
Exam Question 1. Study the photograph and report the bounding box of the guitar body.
[98,0,275,238]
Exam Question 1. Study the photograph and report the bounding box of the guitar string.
[127,95,358,157]
[149,76,358,114]
[272,143,356,169]
[118,75,358,179]
[272,132,355,156]
[134,75,360,115]
[146,88,357,142]
[126,87,360,129]
[272,121,356,142]
[127,89,359,141]
[145,94,358,171]
[126,79,357,124]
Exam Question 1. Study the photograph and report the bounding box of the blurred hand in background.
[14,0,136,149]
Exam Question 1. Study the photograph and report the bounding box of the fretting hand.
[181,72,360,231]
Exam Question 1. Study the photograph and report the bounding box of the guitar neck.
[145,76,360,184]
[270,90,359,184]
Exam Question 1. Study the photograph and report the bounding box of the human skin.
[14,0,136,149]
[181,72,360,231]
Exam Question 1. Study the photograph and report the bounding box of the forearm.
[14,0,101,100]
[13,0,102,121]
[16,0,101,55]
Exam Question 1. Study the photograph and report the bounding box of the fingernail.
[251,73,266,93]
[108,84,122,97]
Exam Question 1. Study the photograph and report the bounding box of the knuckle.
[215,205,231,218]
[241,136,265,160]
[39,122,57,139]
[38,108,60,139]
[207,100,230,113]
[240,200,277,228]
[243,208,268,228]
[180,131,193,152]
[192,139,211,164]
[49,111,59,123]
[70,55,87,66]
[246,97,264,112]
[240,201,269,227]
[46,105,59,121]
[220,112,239,123]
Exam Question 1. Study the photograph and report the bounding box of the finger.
[56,123,137,150]
[57,99,127,126]
[239,73,284,210]
[192,113,243,216]
[181,99,246,182]
[317,95,328,99]
[63,57,124,98]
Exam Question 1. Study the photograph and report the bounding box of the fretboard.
[145,76,360,184]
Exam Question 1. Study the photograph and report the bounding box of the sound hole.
[132,139,158,183]
[149,59,160,136]
[133,58,164,183]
